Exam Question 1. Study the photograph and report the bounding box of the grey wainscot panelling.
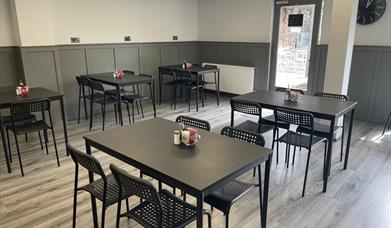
[0,47,23,89]
[198,42,271,91]
[312,45,391,124]
[6,42,390,124]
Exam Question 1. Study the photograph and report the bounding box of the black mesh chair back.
[176,115,211,131]
[11,99,50,116]
[76,75,90,87]
[275,87,305,95]
[110,164,160,204]
[67,144,106,178]
[230,100,261,116]
[89,79,105,92]
[221,126,265,147]
[274,108,314,129]
[314,92,349,101]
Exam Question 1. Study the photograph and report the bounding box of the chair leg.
[114,104,118,124]
[72,173,78,228]
[50,128,60,167]
[140,100,144,118]
[285,144,290,168]
[101,206,106,228]
[14,133,24,176]
[188,89,191,112]
[201,87,205,108]
[38,130,43,150]
[174,86,177,110]
[125,198,130,212]
[205,211,212,228]
[101,104,106,131]
[383,112,391,136]
[132,103,135,123]
[89,100,93,131]
[292,145,296,166]
[115,200,121,228]
[302,148,312,197]
[183,192,187,201]
[225,213,229,228]
[44,130,49,154]
[6,129,12,163]
[253,167,256,177]
[25,133,28,142]
[77,87,81,124]
[323,141,327,179]
[125,103,131,124]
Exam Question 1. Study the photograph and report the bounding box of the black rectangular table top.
[232,90,357,119]
[84,117,272,194]
[159,64,219,74]
[0,87,62,108]
[85,72,154,86]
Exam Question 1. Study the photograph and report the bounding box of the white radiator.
[202,63,255,95]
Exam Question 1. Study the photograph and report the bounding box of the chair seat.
[84,93,109,101]
[1,114,36,127]
[79,174,132,207]
[278,131,326,149]
[123,189,200,228]
[177,80,204,89]
[235,120,274,134]
[261,115,290,129]
[122,94,150,102]
[296,122,342,138]
[164,79,190,86]
[204,180,255,213]
[93,96,120,105]
[106,88,127,95]
[9,120,50,134]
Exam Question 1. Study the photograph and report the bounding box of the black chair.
[173,69,205,112]
[88,79,131,131]
[382,111,391,136]
[297,92,349,161]
[121,74,154,123]
[204,126,265,228]
[201,64,219,104]
[67,144,132,228]
[3,113,45,163]
[110,164,212,228]
[230,100,274,134]
[175,115,211,131]
[274,108,328,197]
[8,99,60,176]
[161,68,189,109]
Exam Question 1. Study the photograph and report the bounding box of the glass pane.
[275,4,315,91]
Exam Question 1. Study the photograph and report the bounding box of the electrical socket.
[124,36,131,42]
[172,35,178,41]
[70,37,80,43]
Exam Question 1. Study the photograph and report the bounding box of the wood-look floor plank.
[1,96,390,228]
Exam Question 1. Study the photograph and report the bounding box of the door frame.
[269,0,322,94]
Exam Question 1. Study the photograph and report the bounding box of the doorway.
[270,0,322,93]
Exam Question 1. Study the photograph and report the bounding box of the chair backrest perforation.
[230,100,261,116]
[11,99,50,116]
[274,108,314,129]
[314,92,349,101]
[67,144,106,178]
[221,126,265,147]
[88,79,105,92]
[275,87,305,95]
[175,116,211,131]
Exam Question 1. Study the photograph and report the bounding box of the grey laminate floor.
[1,96,390,228]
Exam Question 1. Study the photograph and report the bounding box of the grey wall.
[198,42,270,91]
[19,42,198,120]
[1,42,390,124]
[312,45,391,124]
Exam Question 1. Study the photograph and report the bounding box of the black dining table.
[232,89,358,192]
[84,72,156,125]
[84,117,272,228]
[0,87,68,173]
[158,64,220,111]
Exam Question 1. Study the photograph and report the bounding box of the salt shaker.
[173,130,181,145]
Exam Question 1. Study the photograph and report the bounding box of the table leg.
[196,192,204,228]
[217,70,220,106]
[323,117,335,193]
[344,109,355,170]
[60,96,69,156]
[85,143,99,228]
[116,85,123,126]
[0,113,11,173]
[158,69,162,105]
[261,154,271,228]
[151,81,157,118]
